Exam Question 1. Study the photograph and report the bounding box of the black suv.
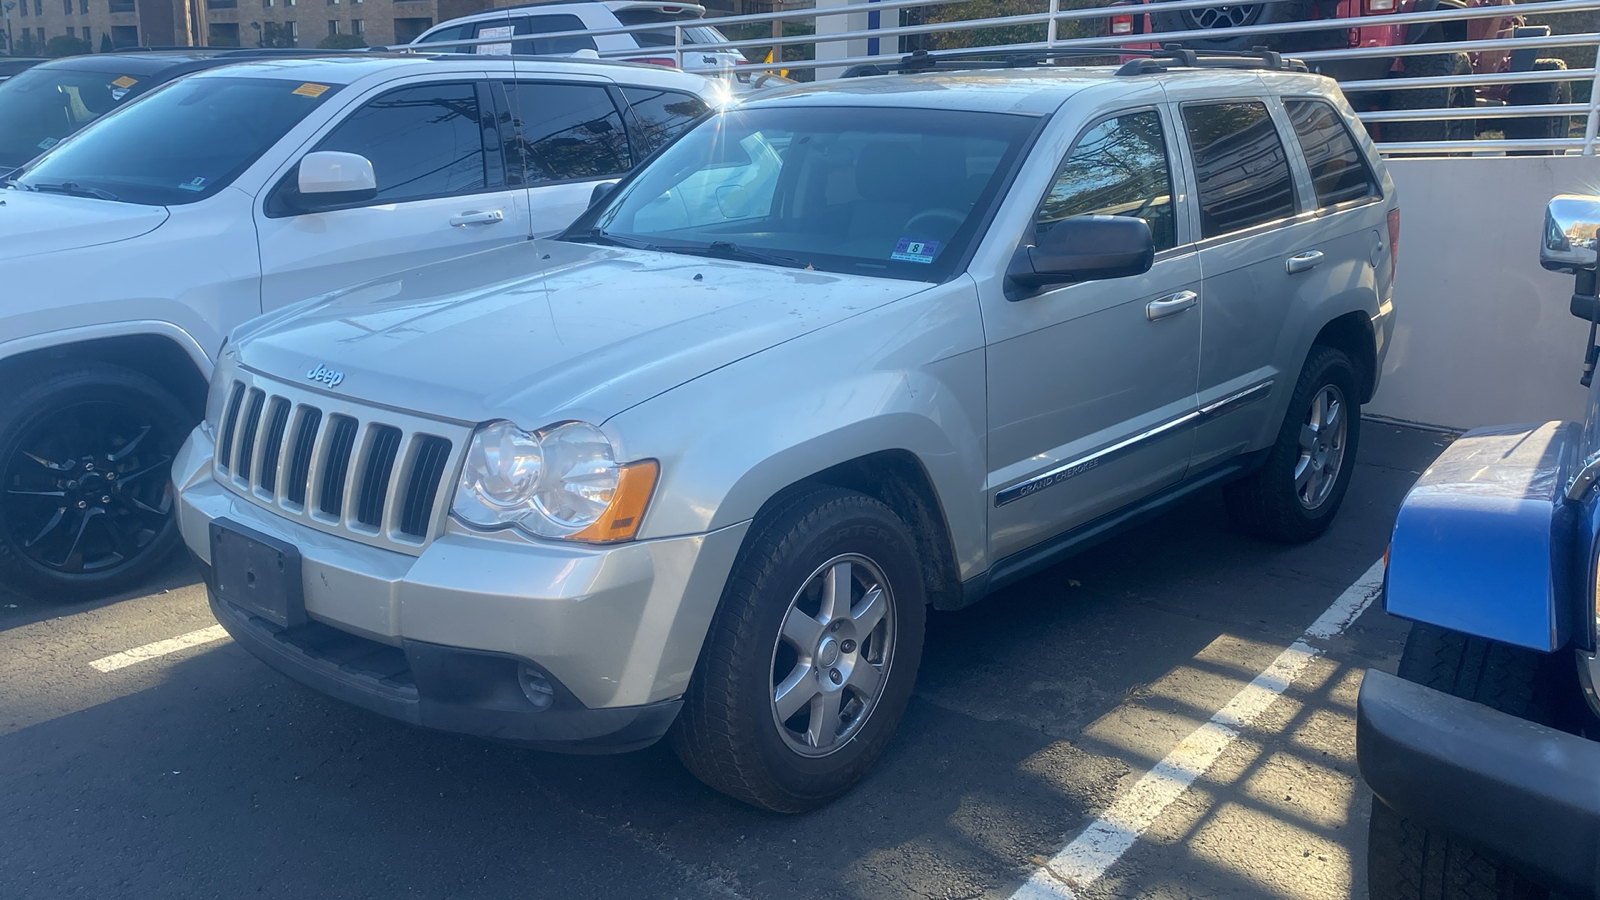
[0,49,353,179]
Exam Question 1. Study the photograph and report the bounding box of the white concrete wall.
[1368,155,1600,431]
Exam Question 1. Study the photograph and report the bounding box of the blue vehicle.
[1360,194,1600,900]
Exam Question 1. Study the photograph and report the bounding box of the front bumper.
[173,428,750,751]
[1357,669,1600,896]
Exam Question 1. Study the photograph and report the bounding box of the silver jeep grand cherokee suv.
[172,50,1398,812]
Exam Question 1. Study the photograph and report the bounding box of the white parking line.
[88,625,231,673]
[1012,557,1387,900]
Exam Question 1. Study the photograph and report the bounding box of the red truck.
[1110,0,1572,144]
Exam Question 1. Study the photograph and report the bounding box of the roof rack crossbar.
[840,46,1133,78]
[1114,43,1309,75]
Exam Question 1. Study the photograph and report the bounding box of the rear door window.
[619,86,709,157]
[1284,99,1378,209]
[483,14,595,55]
[314,81,488,204]
[502,82,629,184]
[1182,100,1297,238]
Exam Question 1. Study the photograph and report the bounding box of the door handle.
[1146,290,1198,321]
[449,210,505,227]
[1286,250,1325,274]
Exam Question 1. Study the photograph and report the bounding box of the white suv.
[413,1,771,91]
[0,54,718,601]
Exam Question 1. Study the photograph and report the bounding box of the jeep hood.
[0,190,168,261]
[233,239,930,425]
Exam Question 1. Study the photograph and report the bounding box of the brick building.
[3,0,194,53]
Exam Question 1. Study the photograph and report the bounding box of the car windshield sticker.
[891,238,939,264]
[110,88,130,101]
[111,75,138,89]
[292,82,330,98]
[36,136,58,150]
[178,176,209,192]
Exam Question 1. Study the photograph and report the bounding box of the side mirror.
[294,150,377,209]
[1541,194,1600,274]
[589,180,617,208]
[1010,215,1155,289]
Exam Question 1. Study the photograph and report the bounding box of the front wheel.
[1225,345,1360,543]
[1366,624,1564,900]
[0,362,190,601]
[670,487,927,813]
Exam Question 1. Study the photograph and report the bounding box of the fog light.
[518,665,555,711]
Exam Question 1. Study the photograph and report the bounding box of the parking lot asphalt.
[0,423,1453,900]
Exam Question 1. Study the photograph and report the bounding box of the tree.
[99,32,113,53]
[316,33,366,49]
[14,32,38,56]
[44,34,91,57]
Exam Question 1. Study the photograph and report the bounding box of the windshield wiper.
[662,240,806,269]
[30,180,119,202]
[564,228,656,250]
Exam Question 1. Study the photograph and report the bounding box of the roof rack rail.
[840,47,1128,78]
[1114,44,1308,75]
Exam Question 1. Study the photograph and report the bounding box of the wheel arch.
[748,449,965,611]
[1312,309,1379,404]
[0,326,211,418]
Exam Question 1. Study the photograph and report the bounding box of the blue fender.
[1386,422,1584,653]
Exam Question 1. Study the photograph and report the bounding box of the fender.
[0,319,213,376]
[1385,421,1585,652]
[1402,0,1468,45]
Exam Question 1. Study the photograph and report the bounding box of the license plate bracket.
[209,518,305,629]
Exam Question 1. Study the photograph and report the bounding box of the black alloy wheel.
[0,363,190,601]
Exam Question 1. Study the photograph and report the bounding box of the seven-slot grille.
[213,374,462,552]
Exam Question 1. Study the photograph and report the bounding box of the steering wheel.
[903,208,966,239]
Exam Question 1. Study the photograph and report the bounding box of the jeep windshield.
[8,76,340,206]
[568,105,1041,283]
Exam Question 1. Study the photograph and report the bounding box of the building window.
[391,16,430,42]
[81,26,90,42]
[110,23,137,45]
[327,18,337,33]
[63,0,71,14]
[350,17,361,33]
[206,0,238,9]
[33,0,41,16]
[287,20,297,42]
[80,0,87,12]
[263,0,272,7]
[18,2,25,17]
[208,22,241,44]
[36,26,45,41]
[109,0,136,13]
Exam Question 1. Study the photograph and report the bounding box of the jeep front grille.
[212,372,469,553]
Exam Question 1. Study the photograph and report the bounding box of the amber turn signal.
[572,460,659,543]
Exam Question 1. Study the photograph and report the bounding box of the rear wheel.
[1149,0,1308,51]
[0,362,190,601]
[1384,52,1476,147]
[670,487,926,813]
[1366,624,1563,900]
[1225,346,1360,543]
[1505,59,1573,155]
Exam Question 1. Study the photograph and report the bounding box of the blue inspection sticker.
[891,238,939,264]
[177,176,209,192]
[36,137,58,151]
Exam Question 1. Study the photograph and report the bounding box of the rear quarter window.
[1182,100,1297,239]
[1284,99,1379,209]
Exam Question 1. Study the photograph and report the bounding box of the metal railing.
[388,0,1600,156]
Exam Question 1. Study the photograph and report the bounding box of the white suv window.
[502,82,629,184]
[315,82,488,205]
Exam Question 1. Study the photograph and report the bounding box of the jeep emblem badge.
[306,364,344,387]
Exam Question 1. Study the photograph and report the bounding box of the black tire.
[1150,0,1307,51]
[1366,624,1564,900]
[1505,59,1573,156]
[669,487,927,813]
[1383,52,1476,146]
[1225,345,1360,543]
[0,361,191,602]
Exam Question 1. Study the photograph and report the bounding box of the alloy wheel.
[2,400,175,576]
[769,553,896,757]
[1295,384,1347,510]
[1186,4,1264,29]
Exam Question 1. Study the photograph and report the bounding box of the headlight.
[451,420,657,543]
[200,341,235,440]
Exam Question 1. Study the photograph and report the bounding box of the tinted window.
[493,14,596,55]
[620,86,708,157]
[15,76,339,205]
[612,10,725,48]
[317,82,487,204]
[0,65,149,168]
[1036,110,1176,252]
[503,82,628,183]
[1285,99,1377,209]
[414,22,469,48]
[1183,101,1296,238]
